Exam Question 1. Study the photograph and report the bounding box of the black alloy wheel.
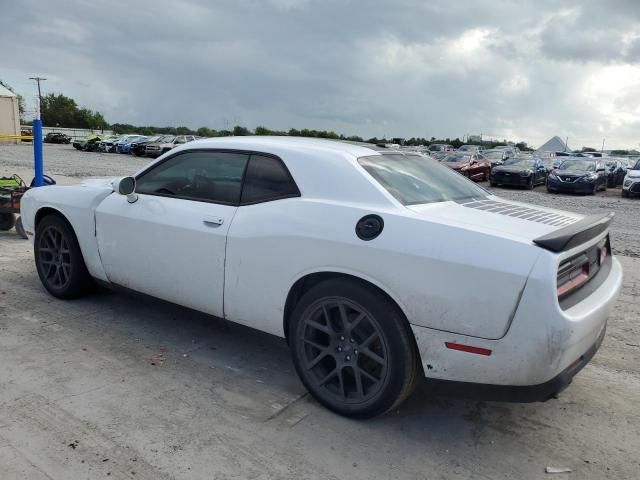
[35,215,93,298]
[290,279,420,418]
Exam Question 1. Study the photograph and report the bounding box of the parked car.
[130,135,167,156]
[73,134,104,152]
[457,145,483,153]
[490,155,547,189]
[622,159,640,198]
[99,135,135,153]
[427,143,454,153]
[546,158,608,194]
[44,132,71,144]
[483,149,510,166]
[440,152,491,181]
[115,135,147,154]
[604,159,627,187]
[21,128,33,143]
[145,135,197,158]
[20,138,622,418]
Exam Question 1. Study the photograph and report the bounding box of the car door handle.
[203,217,224,227]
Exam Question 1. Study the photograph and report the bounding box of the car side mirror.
[116,176,138,203]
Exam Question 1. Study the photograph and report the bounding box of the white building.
[0,84,20,144]
[536,136,569,153]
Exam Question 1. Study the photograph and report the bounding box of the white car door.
[95,150,250,318]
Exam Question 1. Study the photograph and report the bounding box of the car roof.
[144,136,409,207]
[185,136,393,158]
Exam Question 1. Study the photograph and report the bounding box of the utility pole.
[28,76,47,124]
[601,138,605,152]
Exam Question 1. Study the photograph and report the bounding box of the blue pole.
[33,118,44,187]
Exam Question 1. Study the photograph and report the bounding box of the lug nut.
[345,355,351,361]
[337,346,343,352]
[340,336,345,341]
[354,350,358,355]
[349,338,355,343]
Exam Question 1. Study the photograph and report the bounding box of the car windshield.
[160,135,176,143]
[559,159,596,172]
[442,154,469,163]
[483,151,504,159]
[458,145,474,151]
[503,157,534,167]
[634,160,640,170]
[358,154,488,205]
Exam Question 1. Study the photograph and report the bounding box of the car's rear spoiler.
[533,212,614,253]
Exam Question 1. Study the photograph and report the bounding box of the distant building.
[536,136,569,153]
[0,84,20,144]
[468,135,482,143]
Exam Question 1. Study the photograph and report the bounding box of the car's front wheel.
[34,215,93,299]
[289,278,420,418]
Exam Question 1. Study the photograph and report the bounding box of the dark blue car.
[547,159,608,195]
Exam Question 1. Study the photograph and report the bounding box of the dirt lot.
[1,144,639,479]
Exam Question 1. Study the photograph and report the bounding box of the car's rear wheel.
[289,278,420,418]
[528,177,535,190]
[0,213,16,231]
[35,215,93,299]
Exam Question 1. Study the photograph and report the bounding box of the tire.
[622,190,629,198]
[15,216,28,239]
[0,213,16,231]
[34,215,93,299]
[490,180,497,187]
[289,278,420,419]
[527,177,534,190]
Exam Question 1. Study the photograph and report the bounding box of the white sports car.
[20,137,622,418]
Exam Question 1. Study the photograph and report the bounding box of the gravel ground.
[2,143,639,257]
[1,143,639,479]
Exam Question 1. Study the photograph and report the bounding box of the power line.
[28,76,47,123]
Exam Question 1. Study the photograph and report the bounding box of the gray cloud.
[2,0,640,148]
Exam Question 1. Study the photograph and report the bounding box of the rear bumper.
[425,324,606,402]
[410,255,622,398]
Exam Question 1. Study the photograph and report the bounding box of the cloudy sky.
[2,0,640,148]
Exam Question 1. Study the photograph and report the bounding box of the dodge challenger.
[20,137,623,418]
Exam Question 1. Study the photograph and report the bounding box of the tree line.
[16,91,535,150]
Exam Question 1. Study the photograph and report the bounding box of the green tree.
[232,125,251,136]
[40,93,110,128]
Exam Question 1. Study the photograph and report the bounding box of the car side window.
[240,155,300,204]
[136,151,249,204]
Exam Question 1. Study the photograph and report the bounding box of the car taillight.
[557,254,590,299]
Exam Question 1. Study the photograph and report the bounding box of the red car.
[440,153,491,181]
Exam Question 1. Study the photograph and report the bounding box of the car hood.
[443,161,467,169]
[553,169,590,177]
[494,165,531,174]
[81,178,116,189]
[407,196,584,244]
